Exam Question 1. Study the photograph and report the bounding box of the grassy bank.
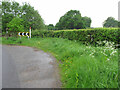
[2,37,118,88]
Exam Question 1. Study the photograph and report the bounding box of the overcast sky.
[13,0,119,27]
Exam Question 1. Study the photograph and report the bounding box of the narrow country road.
[2,45,61,88]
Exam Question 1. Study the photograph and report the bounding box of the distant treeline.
[46,16,119,30]
[2,0,119,35]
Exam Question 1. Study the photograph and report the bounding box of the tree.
[21,3,45,30]
[2,1,22,32]
[0,2,2,32]
[55,10,86,30]
[103,17,118,27]
[7,17,24,36]
[2,1,14,32]
[2,14,14,31]
[118,21,120,27]
[82,16,91,28]
[47,24,55,30]
[2,1,45,33]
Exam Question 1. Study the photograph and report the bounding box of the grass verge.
[2,37,118,88]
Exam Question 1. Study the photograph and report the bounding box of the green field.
[2,37,118,88]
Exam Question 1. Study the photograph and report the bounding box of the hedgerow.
[32,28,119,46]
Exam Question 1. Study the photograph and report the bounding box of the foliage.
[118,21,120,27]
[2,37,118,88]
[2,1,21,31]
[46,24,55,30]
[2,0,45,32]
[7,17,24,36]
[21,3,45,30]
[0,2,2,31]
[103,17,118,27]
[32,28,119,47]
[55,10,86,30]
[82,16,91,28]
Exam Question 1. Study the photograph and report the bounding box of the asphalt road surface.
[2,45,61,88]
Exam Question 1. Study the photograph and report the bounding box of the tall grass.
[2,37,118,88]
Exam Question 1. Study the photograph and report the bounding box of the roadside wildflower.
[107,58,110,61]
[38,42,40,44]
[110,50,117,56]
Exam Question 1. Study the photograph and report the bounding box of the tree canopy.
[82,16,91,28]
[2,0,45,33]
[55,10,91,30]
[21,3,45,30]
[103,17,118,27]
[7,17,24,36]
[46,24,55,30]
[118,21,120,27]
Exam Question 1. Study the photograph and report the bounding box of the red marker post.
[29,27,31,38]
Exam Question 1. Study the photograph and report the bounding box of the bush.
[7,17,24,36]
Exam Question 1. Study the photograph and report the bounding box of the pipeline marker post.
[29,27,31,38]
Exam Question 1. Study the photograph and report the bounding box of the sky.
[13,0,119,27]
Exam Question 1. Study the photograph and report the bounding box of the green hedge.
[32,28,119,46]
